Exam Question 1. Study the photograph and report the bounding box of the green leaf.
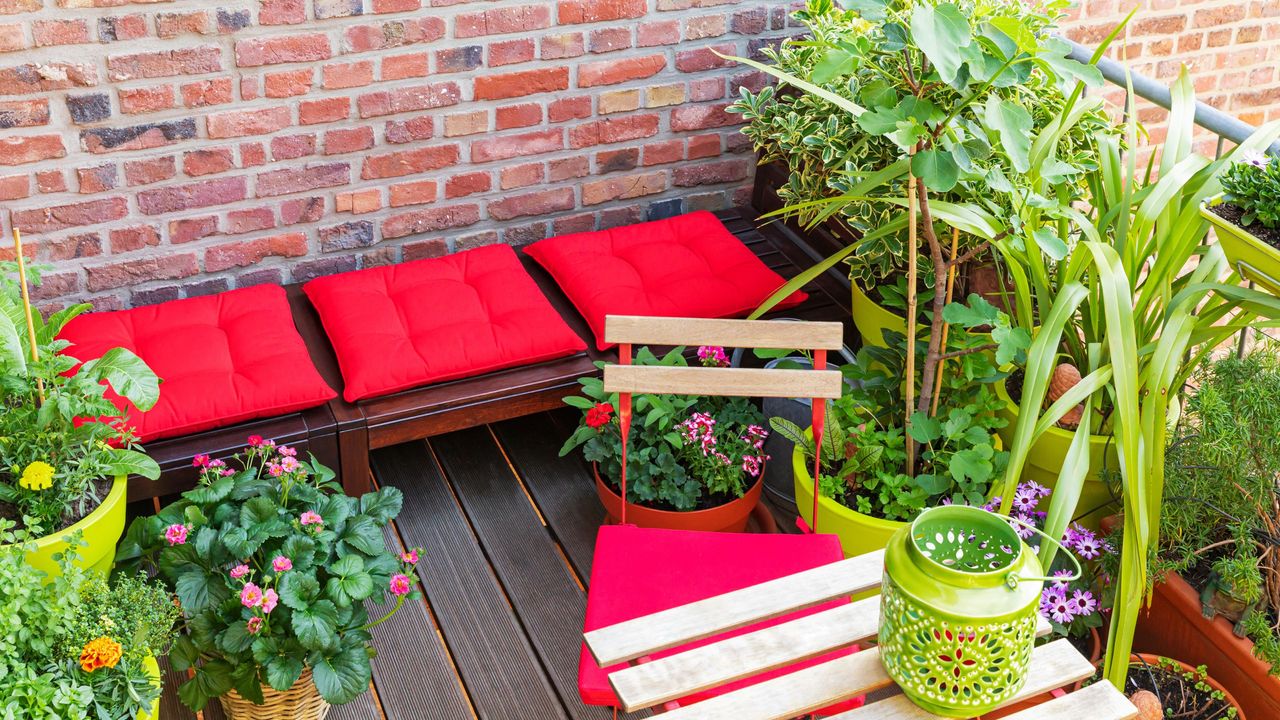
[340,516,385,556]
[330,554,365,576]
[310,645,372,705]
[941,294,1000,328]
[0,305,26,375]
[1032,228,1069,261]
[911,2,971,85]
[178,661,234,712]
[240,495,278,526]
[279,571,321,611]
[265,655,305,692]
[562,395,593,410]
[292,599,340,651]
[175,568,226,613]
[105,448,161,481]
[80,347,160,411]
[812,48,856,84]
[949,445,994,485]
[907,413,942,443]
[218,621,255,655]
[984,96,1033,173]
[911,149,959,192]
[358,486,403,525]
[988,16,1037,54]
[915,473,950,495]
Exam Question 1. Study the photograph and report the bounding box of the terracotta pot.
[592,464,763,533]
[979,627,1101,719]
[1124,653,1245,720]
[1135,572,1279,719]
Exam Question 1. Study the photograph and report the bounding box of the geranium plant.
[0,524,178,720]
[560,346,769,510]
[116,437,419,711]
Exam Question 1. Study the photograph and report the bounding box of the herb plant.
[116,438,418,711]
[1220,150,1280,230]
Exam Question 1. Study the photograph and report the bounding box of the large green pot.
[993,383,1117,529]
[25,475,127,579]
[140,654,161,720]
[851,279,906,348]
[1202,195,1280,295]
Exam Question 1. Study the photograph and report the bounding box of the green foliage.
[0,262,161,534]
[1220,151,1280,229]
[115,440,418,710]
[0,524,174,720]
[559,347,769,511]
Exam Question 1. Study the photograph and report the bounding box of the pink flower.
[221,469,235,476]
[230,564,250,580]
[247,435,264,447]
[390,574,412,596]
[208,458,226,469]
[281,456,300,473]
[697,345,730,368]
[272,556,292,573]
[241,583,263,608]
[246,617,263,635]
[279,446,297,457]
[164,524,188,546]
[401,550,419,564]
[192,454,210,469]
[261,589,279,614]
[300,510,323,527]
[267,463,284,477]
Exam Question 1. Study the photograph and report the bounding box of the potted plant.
[1201,149,1280,294]
[1107,655,1244,720]
[115,437,419,718]
[0,524,176,720]
[560,346,770,533]
[1132,347,1280,718]
[0,259,160,577]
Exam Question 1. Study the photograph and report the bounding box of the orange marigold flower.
[80,636,123,673]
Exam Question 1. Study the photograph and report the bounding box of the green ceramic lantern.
[878,505,1079,717]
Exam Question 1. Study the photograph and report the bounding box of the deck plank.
[430,427,616,720]
[373,441,570,720]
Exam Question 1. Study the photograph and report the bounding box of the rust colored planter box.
[1134,572,1280,719]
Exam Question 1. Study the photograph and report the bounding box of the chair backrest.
[601,315,844,530]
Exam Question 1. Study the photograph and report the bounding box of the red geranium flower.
[585,403,613,430]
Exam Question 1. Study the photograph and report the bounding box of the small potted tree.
[1202,150,1280,294]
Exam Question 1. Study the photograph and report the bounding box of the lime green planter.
[25,475,127,579]
[1202,195,1280,295]
[793,440,906,564]
[851,279,906,348]
[140,654,161,720]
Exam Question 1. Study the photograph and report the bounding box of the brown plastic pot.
[593,464,763,533]
[1135,572,1279,719]
[979,627,1102,719]
[1125,653,1245,720]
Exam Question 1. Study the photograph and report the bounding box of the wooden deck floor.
[155,211,848,719]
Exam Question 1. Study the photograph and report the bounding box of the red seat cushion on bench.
[304,244,587,403]
[579,525,861,712]
[524,211,808,351]
[58,285,337,443]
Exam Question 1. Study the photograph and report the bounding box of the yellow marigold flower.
[18,461,54,491]
[80,636,122,673]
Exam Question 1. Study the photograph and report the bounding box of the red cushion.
[524,211,808,351]
[580,525,862,712]
[58,285,337,443]
[304,244,587,403]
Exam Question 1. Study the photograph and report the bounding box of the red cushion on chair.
[58,285,337,443]
[579,525,862,712]
[304,244,587,403]
[524,211,808,351]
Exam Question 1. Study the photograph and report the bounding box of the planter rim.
[30,474,126,551]
[1157,571,1273,672]
[995,381,1113,448]
[591,462,763,518]
[1124,652,1246,720]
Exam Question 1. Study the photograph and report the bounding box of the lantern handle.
[1003,514,1082,589]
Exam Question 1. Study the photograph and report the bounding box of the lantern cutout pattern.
[879,505,1080,717]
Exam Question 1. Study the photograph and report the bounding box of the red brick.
[271,134,315,160]
[109,225,161,253]
[107,47,221,81]
[685,16,726,40]
[474,67,569,100]
[98,14,149,42]
[324,126,375,155]
[689,76,724,101]
[138,177,248,214]
[445,171,491,198]
[554,212,596,235]
[361,144,459,179]
[456,5,552,38]
[596,147,638,173]
[676,43,736,73]
[124,156,177,186]
[500,162,544,190]
[33,19,90,47]
[208,106,292,138]
[495,103,542,130]
[225,207,277,233]
[0,135,65,166]
[490,38,535,66]
[541,32,585,59]
[381,204,481,239]
[182,78,234,107]
[119,85,176,114]
[86,254,198,292]
[382,53,429,80]
[0,23,24,53]
[403,238,447,261]
[558,0,646,24]
[205,233,307,272]
[0,0,39,12]
[281,197,325,225]
[590,27,632,53]
[569,114,660,148]
[156,11,211,38]
[35,170,66,193]
[299,98,349,125]
[389,179,438,207]
[357,82,461,118]
[0,174,28,201]
[335,188,381,213]
[687,133,721,159]
[444,110,487,137]
[169,216,219,243]
[472,129,563,163]
[265,69,313,97]
[637,20,680,47]
[489,187,574,220]
[643,138,684,165]
[579,53,666,87]
[548,156,589,181]
[256,162,349,197]
[343,17,445,52]
[386,116,434,144]
[235,33,331,67]
[549,96,592,122]
[260,0,306,25]
[43,233,102,261]
[671,103,739,131]
[581,171,666,205]
[372,0,420,11]
[82,118,199,155]
[0,99,50,128]
[731,7,768,34]
[77,164,119,193]
[0,63,96,94]
[320,61,373,90]
[673,158,750,187]
[12,197,128,233]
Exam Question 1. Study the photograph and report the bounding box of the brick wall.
[0,0,793,308]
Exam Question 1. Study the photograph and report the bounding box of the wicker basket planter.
[218,669,331,720]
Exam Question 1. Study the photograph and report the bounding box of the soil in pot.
[1209,203,1280,249]
[0,475,114,533]
[1114,654,1244,720]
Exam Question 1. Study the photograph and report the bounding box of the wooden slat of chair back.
[604,315,844,350]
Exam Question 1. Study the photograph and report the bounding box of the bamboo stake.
[930,227,961,416]
[12,227,44,404]
[904,151,918,477]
